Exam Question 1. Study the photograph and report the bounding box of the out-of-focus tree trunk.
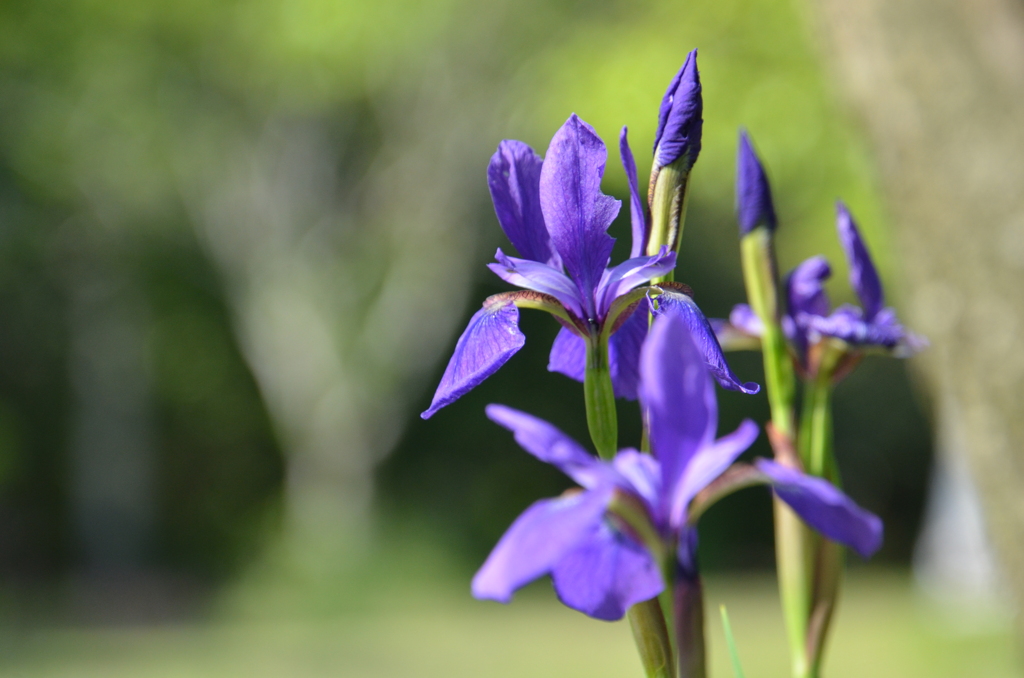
[810,0,1024,634]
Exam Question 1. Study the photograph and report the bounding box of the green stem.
[797,342,845,678]
[740,227,808,678]
[584,335,617,460]
[629,598,675,678]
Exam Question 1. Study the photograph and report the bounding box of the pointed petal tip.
[654,50,703,168]
[736,130,777,235]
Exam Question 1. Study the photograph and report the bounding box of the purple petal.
[835,202,883,321]
[620,127,648,258]
[654,291,760,394]
[540,115,620,315]
[552,519,664,621]
[488,248,585,318]
[485,404,614,489]
[806,305,907,349]
[736,130,777,235]
[653,49,703,169]
[639,312,717,514]
[488,140,561,267]
[472,488,612,603]
[756,459,883,559]
[786,256,832,319]
[422,300,525,419]
[729,304,763,337]
[670,419,760,528]
[595,247,676,319]
[547,325,586,382]
[548,301,650,400]
[611,449,662,512]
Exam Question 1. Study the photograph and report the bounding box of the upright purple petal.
[552,520,664,621]
[548,301,650,400]
[639,313,717,514]
[422,300,525,419]
[620,127,648,258]
[472,487,612,603]
[488,140,561,267]
[654,290,760,394]
[540,115,620,315]
[485,404,614,489]
[736,130,777,235]
[756,459,883,559]
[595,247,676,319]
[835,202,883,321]
[786,256,832,318]
[653,49,703,169]
[488,248,586,318]
[670,419,759,528]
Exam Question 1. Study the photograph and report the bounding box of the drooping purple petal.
[485,404,614,489]
[488,248,585,318]
[488,140,561,267]
[654,290,760,394]
[540,114,620,314]
[548,325,586,381]
[653,49,703,169]
[595,247,676,319]
[756,459,883,559]
[670,419,760,528]
[422,300,526,419]
[639,313,717,515]
[548,300,650,400]
[620,127,648,258]
[806,305,906,349]
[551,519,664,621]
[835,202,883,321]
[736,130,777,235]
[472,487,613,603]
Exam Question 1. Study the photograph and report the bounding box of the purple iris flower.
[717,168,925,364]
[471,313,881,621]
[423,115,756,418]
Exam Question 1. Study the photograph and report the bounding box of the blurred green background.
[0,0,1013,675]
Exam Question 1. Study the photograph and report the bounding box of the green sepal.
[646,155,695,281]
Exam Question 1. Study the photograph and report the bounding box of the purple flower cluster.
[717,133,926,371]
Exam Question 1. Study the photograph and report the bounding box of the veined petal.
[654,290,760,394]
[488,140,561,267]
[620,127,648,258]
[836,202,883,321]
[639,313,717,514]
[653,49,703,169]
[736,130,777,235]
[595,247,676,319]
[756,459,883,559]
[421,300,525,419]
[488,248,585,318]
[548,300,650,400]
[552,519,663,621]
[485,404,614,489]
[670,419,760,528]
[472,487,612,603]
[540,114,619,313]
